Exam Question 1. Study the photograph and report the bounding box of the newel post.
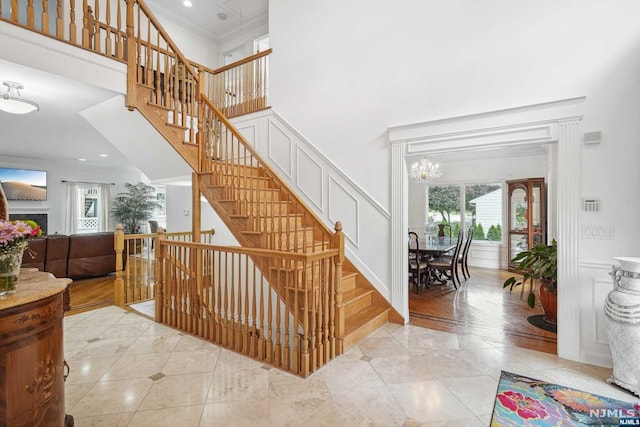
[155,227,166,322]
[332,221,345,356]
[125,0,136,110]
[114,224,125,306]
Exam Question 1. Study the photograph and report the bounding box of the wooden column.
[154,228,165,322]
[113,224,125,306]
[125,0,136,110]
[332,221,345,355]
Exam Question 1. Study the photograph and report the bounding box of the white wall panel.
[296,147,323,210]
[267,120,293,178]
[328,177,359,246]
[232,110,392,300]
[236,124,257,148]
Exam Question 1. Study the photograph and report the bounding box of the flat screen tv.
[0,168,47,201]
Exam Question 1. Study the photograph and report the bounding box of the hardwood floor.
[65,274,115,316]
[65,267,557,354]
[409,266,557,354]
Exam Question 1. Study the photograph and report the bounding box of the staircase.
[0,0,398,367]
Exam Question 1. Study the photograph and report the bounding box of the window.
[427,183,503,242]
[65,182,111,234]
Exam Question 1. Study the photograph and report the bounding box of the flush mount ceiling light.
[183,0,192,7]
[0,81,39,114]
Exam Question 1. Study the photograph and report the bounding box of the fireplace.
[9,213,48,235]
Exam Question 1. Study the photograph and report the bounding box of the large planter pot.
[605,257,640,397]
[538,279,557,325]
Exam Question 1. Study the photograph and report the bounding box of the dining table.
[417,237,457,258]
[414,237,458,287]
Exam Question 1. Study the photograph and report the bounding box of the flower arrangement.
[0,219,42,254]
[0,219,42,296]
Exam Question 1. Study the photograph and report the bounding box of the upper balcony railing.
[0,1,271,119]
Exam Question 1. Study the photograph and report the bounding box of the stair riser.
[242,230,316,249]
[340,274,358,292]
[211,176,272,189]
[209,187,282,203]
[342,311,388,350]
[344,293,373,318]
[233,216,305,233]
[210,163,264,178]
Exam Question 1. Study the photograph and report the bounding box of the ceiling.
[145,0,268,43]
[0,0,268,172]
[0,58,130,168]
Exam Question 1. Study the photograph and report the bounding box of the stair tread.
[166,122,189,130]
[342,287,373,304]
[344,304,389,335]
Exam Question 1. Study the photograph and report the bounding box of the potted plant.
[111,182,160,235]
[503,239,557,324]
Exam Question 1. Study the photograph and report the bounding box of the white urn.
[605,257,640,397]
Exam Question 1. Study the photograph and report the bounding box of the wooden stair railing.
[153,231,341,377]
[1,0,398,372]
[113,225,215,306]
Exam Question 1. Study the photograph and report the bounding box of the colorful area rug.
[491,371,640,426]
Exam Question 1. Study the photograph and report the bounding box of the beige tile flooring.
[64,306,636,426]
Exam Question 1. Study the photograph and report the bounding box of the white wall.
[1,156,141,234]
[270,0,640,365]
[153,12,219,68]
[165,185,238,245]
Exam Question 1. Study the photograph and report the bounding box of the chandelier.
[409,157,442,183]
[0,81,39,114]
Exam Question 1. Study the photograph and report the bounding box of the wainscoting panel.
[328,176,359,246]
[295,146,323,211]
[231,110,393,300]
[236,124,257,148]
[267,120,293,179]
[580,261,614,367]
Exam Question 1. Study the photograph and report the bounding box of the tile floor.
[64,306,637,426]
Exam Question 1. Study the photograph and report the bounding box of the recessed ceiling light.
[183,0,192,7]
[78,158,87,162]
[217,12,228,20]
[99,153,108,157]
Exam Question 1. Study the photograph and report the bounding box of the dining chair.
[427,230,464,289]
[460,226,474,280]
[408,231,428,292]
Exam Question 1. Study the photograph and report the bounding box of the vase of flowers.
[0,219,42,296]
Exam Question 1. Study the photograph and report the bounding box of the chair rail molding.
[389,97,586,362]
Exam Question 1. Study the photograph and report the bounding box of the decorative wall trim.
[580,260,615,270]
[328,176,359,247]
[267,119,293,179]
[390,97,586,361]
[295,146,323,211]
[9,207,50,214]
[230,109,393,305]
[404,123,558,155]
[592,277,611,346]
[389,97,586,141]
[236,124,257,148]
[270,110,391,219]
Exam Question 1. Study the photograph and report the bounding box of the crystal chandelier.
[409,157,442,184]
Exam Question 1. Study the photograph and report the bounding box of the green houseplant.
[503,239,557,323]
[111,182,160,234]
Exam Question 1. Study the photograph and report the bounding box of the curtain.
[98,183,111,232]
[64,182,78,235]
